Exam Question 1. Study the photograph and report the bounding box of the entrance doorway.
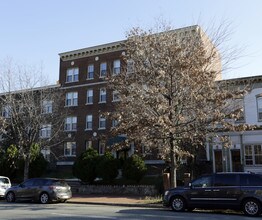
[214,150,223,172]
[231,150,242,172]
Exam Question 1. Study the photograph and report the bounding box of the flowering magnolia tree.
[108,24,248,187]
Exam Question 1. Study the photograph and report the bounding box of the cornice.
[59,40,126,61]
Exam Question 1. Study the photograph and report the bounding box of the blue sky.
[0,0,262,84]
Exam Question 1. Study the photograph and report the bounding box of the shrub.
[29,153,48,178]
[73,148,99,183]
[96,152,118,183]
[122,154,147,183]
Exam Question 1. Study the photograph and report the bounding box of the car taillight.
[49,185,57,190]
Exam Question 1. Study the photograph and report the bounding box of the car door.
[185,175,215,208]
[15,179,36,199]
[212,174,241,208]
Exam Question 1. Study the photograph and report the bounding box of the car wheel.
[39,192,49,204]
[243,199,261,217]
[6,192,15,203]
[61,199,67,203]
[170,196,186,212]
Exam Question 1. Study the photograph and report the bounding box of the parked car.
[5,178,72,204]
[163,172,262,216]
[0,176,11,198]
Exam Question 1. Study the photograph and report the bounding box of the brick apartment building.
[56,40,127,167]
[1,25,223,174]
[54,25,221,172]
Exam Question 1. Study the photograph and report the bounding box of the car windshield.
[0,177,9,184]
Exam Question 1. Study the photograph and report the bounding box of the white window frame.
[86,115,93,130]
[112,90,120,102]
[87,64,94,80]
[127,59,134,74]
[40,124,52,139]
[66,92,78,106]
[257,96,262,121]
[244,144,262,165]
[85,140,92,150]
[66,68,79,83]
[99,140,106,155]
[99,88,106,103]
[65,116,77,131]
[64,142,76,156]
[100,62,107,78]
[2,105,11,118]
[112,119,118,128]
[99,116,106,129]
[113,60,121,75]
[86,89,93,104]
[42,100,53,114]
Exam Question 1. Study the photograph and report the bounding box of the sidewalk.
[67,194,163,208]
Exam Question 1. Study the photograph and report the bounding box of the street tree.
[0,59,65,180]
[108,24,248,187]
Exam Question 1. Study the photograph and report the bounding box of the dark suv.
[163,172,262,216]
[5,178,72,204]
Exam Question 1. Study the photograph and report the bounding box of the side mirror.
[188,182,192,188]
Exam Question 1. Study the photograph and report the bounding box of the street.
[0,201,257,220]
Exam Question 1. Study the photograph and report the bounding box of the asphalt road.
[0,201,257,220]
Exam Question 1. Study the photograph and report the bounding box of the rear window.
[240,174,262,186]
[51,180,68,187]
[0,177,10,184]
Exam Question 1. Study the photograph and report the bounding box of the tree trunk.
[23,155,30,181]
[170,138,177,188]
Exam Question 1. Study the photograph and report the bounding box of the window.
[86,89,93,104]
[40,124,52,139]
[112,119,118,128]
[257,96,262,121]
[254,145,262,164]
[240,174,262,186]
[2,105,11,118]
[127,59,134,74]
[245,145,253,165]
[85,140,92,150]
[112,91,120,102]
[86,115,93,130]
[64,142,76,156]
[214,174,238,186]
[66,68,79,82]
[99,116,106,129]
[191,176,212,188]
[113,60,120,75]
[64,116,77,131]
[99,88,106,103]
[42,100,53,114]
[66,92,78,106]
[87,64,94,80]
[98,140,106,155]
[234,98,245,122]
[100,62,107,77]
[244,145,262,165]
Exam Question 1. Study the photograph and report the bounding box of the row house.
[207,75,262,174]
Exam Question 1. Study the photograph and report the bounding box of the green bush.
[96,152,118,183]
[29,153,48,178]
[122,154,147,183]
[73,148,99,183]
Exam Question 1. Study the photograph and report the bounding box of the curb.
[67,200,164,208]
